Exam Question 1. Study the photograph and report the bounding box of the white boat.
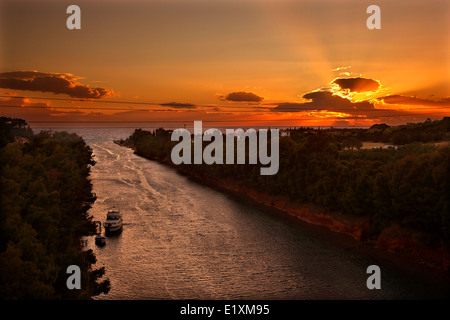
[104,206,123,235]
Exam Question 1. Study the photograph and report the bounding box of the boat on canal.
[104,206,123,235]
[95,234,106,246]
[94,221,106,246]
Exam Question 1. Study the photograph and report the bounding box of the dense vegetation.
[0,117,110,299]
[122,118,450,247]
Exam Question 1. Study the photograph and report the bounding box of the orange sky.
[1,0,449,127]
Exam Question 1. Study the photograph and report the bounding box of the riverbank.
[0,117,111,299]
[115,140,450,272]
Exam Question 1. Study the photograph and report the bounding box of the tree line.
[122,118,450,248]
[0,117,110,299]
[290,117,450,147]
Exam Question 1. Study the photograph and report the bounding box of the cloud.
[377,95,450,107]
[331,66,351,72]
[0,96,49,108]
[0,96,103,123]
[332,77,380,93]
[217,91,263,102]
[202,105,222,112]
[0,71,114,99]
[331,120,352,127]
[272,90,374,114]
[160,102,197,109]
[0,71,82,81]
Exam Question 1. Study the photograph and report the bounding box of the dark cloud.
[202,106,222,112]
[0,71,114,99]
[378,95,450,107]
[218,91,263,102]
[332,77,380,92]
[160,102,197,109]
[0,96,100,123]
[0,96,49,108]
[272,90,374,114]
[331,120,352,127]
[0,71,80,81]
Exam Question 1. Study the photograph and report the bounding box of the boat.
[95,234,106,246]
[94,220,106,246]
[104,206,123,235]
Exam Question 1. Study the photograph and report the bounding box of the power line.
[0,95,272,110]
[2,95,448,121]
[1,95,448,113]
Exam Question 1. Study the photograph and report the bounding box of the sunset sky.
[1,0,449,127]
